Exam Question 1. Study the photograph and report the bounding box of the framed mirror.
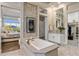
[56,8,63,28]
[56,8,65,33]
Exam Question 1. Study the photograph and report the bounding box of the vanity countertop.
[48,32,64,34]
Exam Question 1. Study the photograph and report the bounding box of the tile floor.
[68,39,79,47]
[58,45,79,56]
[1,39,79,56]
[1,45,79,56]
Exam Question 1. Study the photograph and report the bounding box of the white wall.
[63,6,68,45]
[47,7,54,31]
[47,7,56,32]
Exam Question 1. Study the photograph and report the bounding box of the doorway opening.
[68,12,79,47]
[39,15,46,40]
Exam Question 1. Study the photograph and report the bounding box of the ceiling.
[43,2,76,6]
[29,2,77,8]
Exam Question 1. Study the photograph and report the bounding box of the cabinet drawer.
[48,34,61,43]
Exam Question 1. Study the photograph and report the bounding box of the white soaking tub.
[20,38,59,56]
[29,39,55,50]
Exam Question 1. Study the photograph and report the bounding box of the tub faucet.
[27,38,34,44]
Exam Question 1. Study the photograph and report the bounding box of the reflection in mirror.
[56,8,65,33]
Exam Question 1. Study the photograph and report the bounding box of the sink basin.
[26,39,56,50]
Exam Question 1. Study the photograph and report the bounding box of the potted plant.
[58,26,65,33]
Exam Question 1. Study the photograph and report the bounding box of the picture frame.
[26,17,36,33]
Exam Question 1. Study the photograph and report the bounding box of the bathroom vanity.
[48,33,65,44]
[20,38,59,56]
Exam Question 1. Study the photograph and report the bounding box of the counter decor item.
[58,26,65,33]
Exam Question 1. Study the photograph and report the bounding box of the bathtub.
[29,39,56,50]
[21,38,59,56]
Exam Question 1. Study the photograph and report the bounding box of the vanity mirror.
[56,8,65,33]
[56,8,63,28]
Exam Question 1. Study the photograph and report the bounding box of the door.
[39,15,45,39]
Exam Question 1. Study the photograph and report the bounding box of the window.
[3,16,20,33]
